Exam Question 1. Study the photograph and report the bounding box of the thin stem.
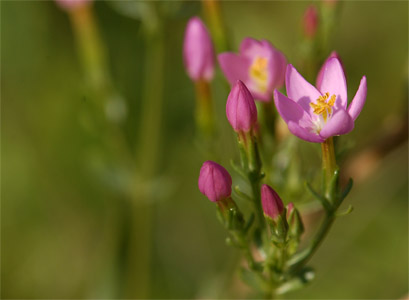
[287,212,335,274]
[125,21,165,299]
[195,79,214,138]
[201,0,229,52]
[321,137,337,196]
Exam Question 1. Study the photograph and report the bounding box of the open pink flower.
[218,38,287,102]
[274,57,367,143]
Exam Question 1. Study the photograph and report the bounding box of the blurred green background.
[1,1,408,299]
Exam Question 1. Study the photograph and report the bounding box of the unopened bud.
[261,184,284,220]
[303,5,319,39]
[226,80,258,134]
[288,206,305,238]
[183,17,215,82]
[198,161,232,202]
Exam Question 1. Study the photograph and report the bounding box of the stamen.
[310,93,336,122]
[249,57,268,92]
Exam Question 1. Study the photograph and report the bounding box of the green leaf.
[305,182,331,212]
[341,178,353,200]
[230,160,247,179]
[234,185,252,202]
[239,267,269,293]
[335,205,354,217]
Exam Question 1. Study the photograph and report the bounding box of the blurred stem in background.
[65,1,166,298]
[195,79,214,139]
[125,5,164,298]
[202,0,229,52]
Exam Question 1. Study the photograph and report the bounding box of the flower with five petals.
[274,57,367,143]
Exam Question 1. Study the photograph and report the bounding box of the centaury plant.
[190,11,367,298]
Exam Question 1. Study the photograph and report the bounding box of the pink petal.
[347,76,367,121]
[319,109,354,139]
[268,48,287,91]
[274,90,323,143]
[288,121,325,143]
[218,53,250,85]
[240,37,271,58]
[318,57,347,111]
[286,64,321,115]
[316,51,342,90]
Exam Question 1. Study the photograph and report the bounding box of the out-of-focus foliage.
[1,1,408,299]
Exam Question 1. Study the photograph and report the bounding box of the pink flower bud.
[55,0,90,11]
[226,80,258,133]
[303,5,319,39]
[183,17,215,82]
[261,184,284,219]
[198,161,232,202]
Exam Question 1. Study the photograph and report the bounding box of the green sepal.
[327,168,340,203]
[305,182,331,212]
[275,267,315,295]
[288,208,305,238]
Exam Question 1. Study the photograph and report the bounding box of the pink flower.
[261,184,284,220]
[55,0,90,10]
[274,57,367,143]
[303,5,319,39]
[226,80,258,133]
[183,17,215,82]
[218,38,287,102]
[198,161,232,202]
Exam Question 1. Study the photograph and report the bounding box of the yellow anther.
[249,57,268,92]
[310,93,336,121]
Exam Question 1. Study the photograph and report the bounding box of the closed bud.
[198,161,232,202]
[183,17,215,82]
[226,80,258,133]
[303,5,319,39]
[261,184,284,220]
[288,206,305,238]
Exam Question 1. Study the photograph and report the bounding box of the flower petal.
[347,76,367,121]
[274,90,323,143]
[316,51,342,89]
[218,53,250,85]
[286,64,321,115]
[318,57,347,111]
[319,109,354,139]
[240,37,270,58]
[268,47,287,91]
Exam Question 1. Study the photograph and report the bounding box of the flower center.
[249,56,268,92]
[310,92,336,122]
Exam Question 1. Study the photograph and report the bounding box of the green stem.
[287,212,335,274]
[321,137,337,197]
[125,20,165,299]
[195,79,214,138]
[201,0,229,52]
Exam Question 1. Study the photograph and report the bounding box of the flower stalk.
[195,79,214,138]
[321,137,337,196]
